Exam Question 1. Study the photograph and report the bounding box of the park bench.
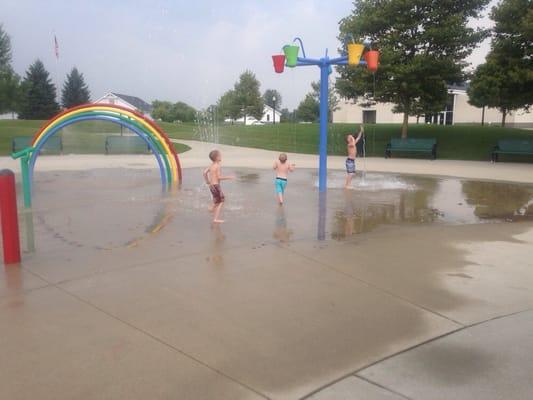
[491,139,533,162]
[105,135,151,154]
[385,138,437,160]
[12,136,62,155]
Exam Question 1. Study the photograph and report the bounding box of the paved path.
[2,139,533,183]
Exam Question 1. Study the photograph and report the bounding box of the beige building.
[333,85,532,128]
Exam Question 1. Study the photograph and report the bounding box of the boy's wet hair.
[279,153,287,163]
[209,149,220,162]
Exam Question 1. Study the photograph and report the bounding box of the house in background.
[226,104,282,125]
[94,92,153,119]
[333,84,532,128]
[0,112,18,120]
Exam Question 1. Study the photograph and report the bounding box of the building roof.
[263,104,282,114]
[110,93,153,113]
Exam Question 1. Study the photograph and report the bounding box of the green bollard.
[20,156,31,208]
[12,147,35,209]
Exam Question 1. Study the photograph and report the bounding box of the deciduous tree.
[337,0,490,137]
[296,94,319,122]
[263,89,282,109]
[233,70,264,121]
[467,0,532,126]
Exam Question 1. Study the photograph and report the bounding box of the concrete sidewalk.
[311,310,533,400]
[2,139,533,183]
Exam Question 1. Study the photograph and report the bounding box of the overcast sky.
[2,0,498,110]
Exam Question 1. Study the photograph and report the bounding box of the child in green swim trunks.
[273,153,295,205]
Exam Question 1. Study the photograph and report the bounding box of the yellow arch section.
[33,105,179,184]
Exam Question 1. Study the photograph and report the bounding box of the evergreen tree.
[337,0,490,137]
[0,24,20,115]
[0,24,12,70]
[18,60,59,119]
[61,67,90,108]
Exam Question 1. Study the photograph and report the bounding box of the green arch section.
[57,110,173,187]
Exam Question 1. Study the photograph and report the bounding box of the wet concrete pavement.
[350,310,533,400]
[1,168,533,399]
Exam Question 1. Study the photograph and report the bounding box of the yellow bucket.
[348,43,365,65]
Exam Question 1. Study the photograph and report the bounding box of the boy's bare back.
[273,153,295,179]
[274,160,292,179]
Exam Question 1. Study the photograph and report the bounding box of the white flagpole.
[53,31,60,106]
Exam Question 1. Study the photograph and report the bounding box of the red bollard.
[0,169,21,265]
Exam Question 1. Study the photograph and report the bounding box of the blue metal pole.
[318,61,329,193]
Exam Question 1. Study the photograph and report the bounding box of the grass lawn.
[1,119,531,161]
[0,120,190,155]
[160,121,533,161]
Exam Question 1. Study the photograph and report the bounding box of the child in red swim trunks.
[203,150,235,223]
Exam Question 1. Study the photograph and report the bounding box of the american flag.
[54,35,59,59]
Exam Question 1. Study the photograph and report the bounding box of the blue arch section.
[29,115,167,189]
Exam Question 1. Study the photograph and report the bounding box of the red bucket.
[272,54,286,74]
[365,50,379,72]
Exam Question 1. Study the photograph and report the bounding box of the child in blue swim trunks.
[345,126,364,189]
[273,153,295,204]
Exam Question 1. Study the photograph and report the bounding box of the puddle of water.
[315,173,417,191]
[27,168,533,248]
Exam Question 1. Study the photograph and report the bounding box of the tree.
[311,81,339,123]
[152,100,175,122]
[152,100,197,122]
[61,67,90,108]
[0,24,20,115]
[0,24,12,70]
[18,60,60,119]
[217,71,264,123]
[468,0,532,126]
[217,90,240,121]
[337,0,490,137]
[263,89,282,109]
[296,94,319,122]
[232,70,264,121]
[173,101,196,122]
[467,64,499,125]
[280,108,292,123]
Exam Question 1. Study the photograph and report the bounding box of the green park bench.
[491,139,533,162]
[385,138,437,160]
[12,136,62,155]
[105,135,151,154]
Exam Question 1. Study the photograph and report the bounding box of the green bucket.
[283,45,299,67]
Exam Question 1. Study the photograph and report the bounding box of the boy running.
[203,150,234,223]
[273,153,295,204]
